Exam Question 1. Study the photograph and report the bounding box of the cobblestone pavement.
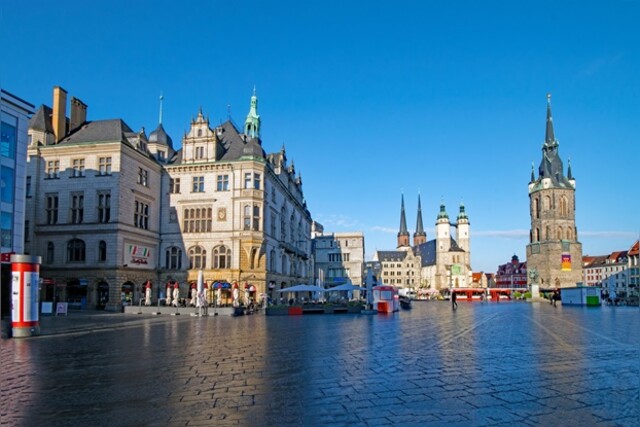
[1,302,638,427]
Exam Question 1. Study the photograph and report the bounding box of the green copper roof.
[244,87,261,138]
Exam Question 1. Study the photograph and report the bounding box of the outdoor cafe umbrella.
[144,280,152,306]
[196,270,204,308]
[172,283,180,307]
[275,284,326,293]
[165,281,173,306]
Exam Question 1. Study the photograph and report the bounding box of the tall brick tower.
[526,94,583,289]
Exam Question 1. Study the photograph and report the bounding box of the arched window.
[269,249,276,272]
[557,226,563,241]
[188,246,206,269]
[197,129,202,137]
[98,240,107,262]
[559,196,568,216]
[534,228,540,242]
[533,198,540,219]
[543,196,551,211]
[546,226,551,240]
[213,245,231,269]
[290,214,295,243]
[566,227,573,241]
[67,239,86,262]
[46,242,55,264]
[165,247,182,269]
[282,255,288,275]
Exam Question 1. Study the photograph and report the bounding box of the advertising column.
[11,255,42,337]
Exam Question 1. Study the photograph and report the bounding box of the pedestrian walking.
[451,291,457,310]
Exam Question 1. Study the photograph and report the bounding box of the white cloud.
[315,214,362,229]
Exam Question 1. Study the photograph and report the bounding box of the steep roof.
[59,119,136,145]
[376,250,409,262]
[629,241,639,256]
[28,105,54,133]
[170,120,266,165]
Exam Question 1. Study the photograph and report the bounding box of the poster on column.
[11,270,39,323]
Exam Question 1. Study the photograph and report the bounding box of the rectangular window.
[271,213,276,236]
[97,191,111,223]
[254,173,261,190]
[1,119,17,159]
[244,205,251,230]
[24,220,30,242]
[216,174,229,191]
[195,146,204,159]
[253,205,260,231]
[46,193,59,225]
[46,160,60,179]
[70,192,84,224]
[169,178,181,194]
[244,173,251,189]
[26,176,31,197]
[98,157,112,175]
[1,166,14,203]
[72,159,85,177]
[134,200,149,230]
[192,176,204,193]
[1,212,12,247]
[138,167,149,187]
[182,207,212,233]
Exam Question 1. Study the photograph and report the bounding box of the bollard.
[11,255,42,338]
[137,298,143,314]
[153,299,161,315]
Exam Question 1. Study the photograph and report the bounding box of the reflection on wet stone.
[1,303,638,426]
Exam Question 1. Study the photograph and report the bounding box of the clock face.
[217,208,226,221]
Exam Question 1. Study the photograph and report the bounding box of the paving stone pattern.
[1,302,638,426]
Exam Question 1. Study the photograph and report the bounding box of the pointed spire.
[530,161,535,182]
[158,93,164,124]
[413,193,426,246]
[545,93,556,145]
[397,194,410,247]
[567,158,573,180]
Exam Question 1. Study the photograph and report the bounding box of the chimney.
[52,86,68,142]
[69,97,87,132]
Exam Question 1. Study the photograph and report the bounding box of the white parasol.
[144,281,152,306]
[165,283,172,306]
[172,284,180,307]
[196,270,204,308]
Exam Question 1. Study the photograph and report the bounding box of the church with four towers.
[373,195,473,293]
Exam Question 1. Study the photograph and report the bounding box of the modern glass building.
[0,89,34,255]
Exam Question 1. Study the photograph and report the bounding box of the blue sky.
[2,0,639,272]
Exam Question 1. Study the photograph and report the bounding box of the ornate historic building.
[526,94,583,289]
[24,87,312,310]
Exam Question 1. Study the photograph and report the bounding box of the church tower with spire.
[397,194,410,248]
[413,194,427,246]
[526,94,583,289]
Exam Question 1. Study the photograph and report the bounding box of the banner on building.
[561,254,571,271]
[125,244,153,267]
